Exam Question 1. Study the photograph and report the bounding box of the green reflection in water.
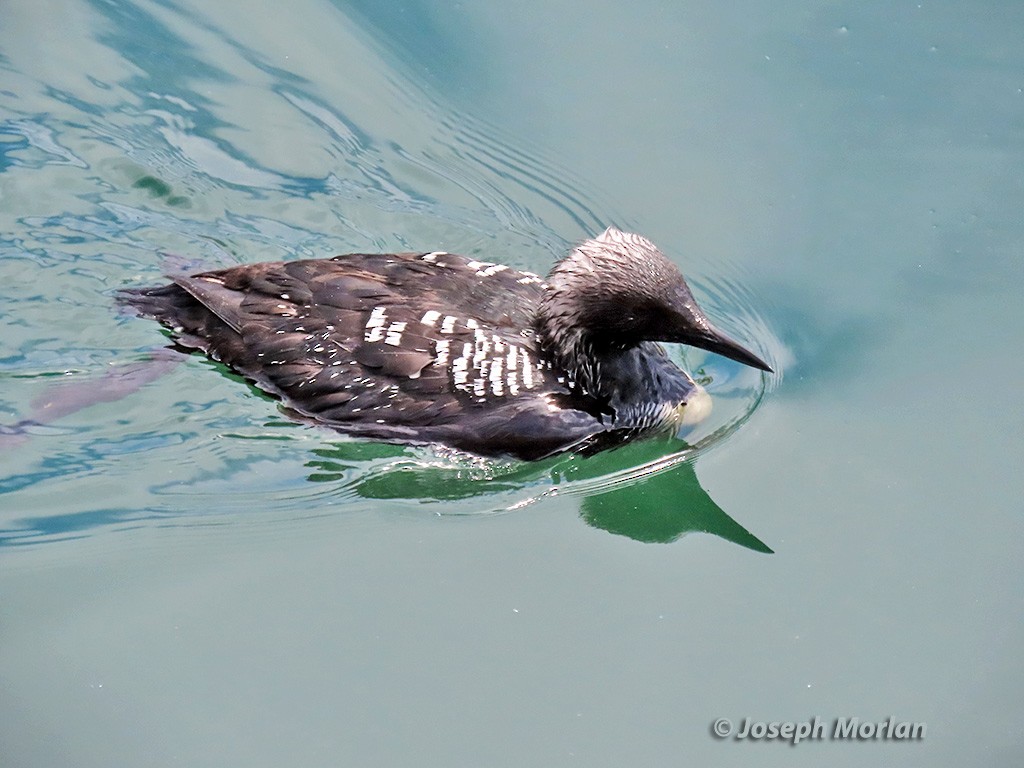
[552,438,773,551]
[305,437,772,552]
[578,459,772,551]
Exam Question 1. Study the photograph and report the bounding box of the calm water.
[2,1,1022,766]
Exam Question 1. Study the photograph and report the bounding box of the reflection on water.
[300,436,773,551]
[579,460,772,551]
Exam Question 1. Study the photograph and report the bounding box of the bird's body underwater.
[121,227,771,460]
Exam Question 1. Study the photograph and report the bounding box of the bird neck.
[536,316,635,403]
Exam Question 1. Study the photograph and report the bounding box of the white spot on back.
[505,345,521,395]
[490,357,504,396]
[420,310,441,326]
[384,321,407,346]
[474,329,491,358]
[434,339,450,367]
[522,353,535,389]
[364,306,388,343]
[452,356,469,386]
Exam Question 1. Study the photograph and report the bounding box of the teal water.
[2,1,1022,766]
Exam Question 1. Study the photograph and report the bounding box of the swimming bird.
[121,227,771,460]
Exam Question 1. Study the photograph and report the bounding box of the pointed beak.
[659,280,773,373]
[680,319,773,373]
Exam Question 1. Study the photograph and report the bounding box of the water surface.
[2,1,1022,766]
